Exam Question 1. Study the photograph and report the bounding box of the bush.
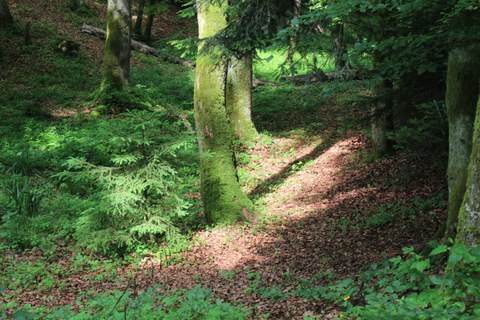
[12,285,248,319]
[293,244,480,319]
[55,109,197,255]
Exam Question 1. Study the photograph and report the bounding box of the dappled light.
[1,0,479,319]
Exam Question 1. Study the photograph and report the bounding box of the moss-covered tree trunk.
[456,95,480,246]
[133,0,145,36]
[99,0,132,100]
[226,54,258,146]
[143,0,155,44]
[444,45,480,240]
[0,0,13,28]
[194,0,254,224]
[371,78,393,159]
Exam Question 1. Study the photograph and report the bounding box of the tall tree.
[99,0,132,102]
[143,0,156,44]
[133,0,146,36]
[0,0,13,28]
[456,94,480,246]
[225,54,258,146]
[331,21,347,73]
[194,0,254,224]
[444,45,480,240]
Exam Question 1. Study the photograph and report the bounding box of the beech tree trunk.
[133,0,145,36]
[0,0,13,28]
[445,45,480,241]
[226,54,259,146]
[194,0,254,224]
[456,95,480,246]
[99,0,132,99]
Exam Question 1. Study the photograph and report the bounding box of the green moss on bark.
[226,54,259,146]
[99,0,132,103]
[456,97,480,246]
[445,45,480,240]
[194,0,254,224]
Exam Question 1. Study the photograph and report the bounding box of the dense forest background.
[0,0,479,319]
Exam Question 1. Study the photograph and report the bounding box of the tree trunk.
[371,79,394,159]
[445,45,480,241]
[194,0,254,224]
[143,0,155,44]
[332,22,347,73]
[99,0,132,100]
[456,94,480,246]
[0,0,13,28]
[285,0,301,76]
[226,54,259,146]
[133,0,145,36]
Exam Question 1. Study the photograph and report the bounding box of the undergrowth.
[4,285,249,320]
[241,243,480,319]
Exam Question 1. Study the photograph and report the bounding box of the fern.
[56,109,196,254]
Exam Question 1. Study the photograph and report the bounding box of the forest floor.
[0,1,448,319]
[4,111,446,319]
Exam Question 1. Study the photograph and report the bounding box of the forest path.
[11,105,446,319]
[125,126,445,319]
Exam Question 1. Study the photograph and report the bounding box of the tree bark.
[143,0,155,44]
[445,45,480,241]
[99,0,132,99]
[456,94,480,246]
[371,79,394,159]
[285,0,301,76]
[226,54,259,146]
[332,22,347,73]
[194,0,254,224]
[0,0,13,28]
[133,0,145,36]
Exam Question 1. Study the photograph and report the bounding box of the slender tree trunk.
[194,0,254,224]
[285,0,301,76]
[226,54,258,146]
[371,78,394,159]
[0,0,13,28]
[456,94,480,246]
[133,0,145,36]
[444,45,480,240]
[99,0,132,100]
[143,0,155,44]
[332,22,347,73]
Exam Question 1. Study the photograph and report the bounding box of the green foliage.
[331,194,446,234]
[389,100,448,158]
[15,285,248,319]
[252,244,479,319]
[53,109,196,254]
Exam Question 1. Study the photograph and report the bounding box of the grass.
[253,48,335,81]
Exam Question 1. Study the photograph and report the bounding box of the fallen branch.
[81,24,195,68]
